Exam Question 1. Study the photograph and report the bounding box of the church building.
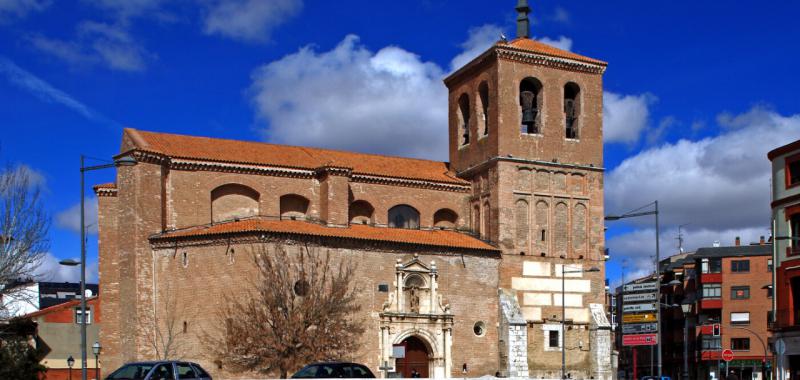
[96,2,612,378]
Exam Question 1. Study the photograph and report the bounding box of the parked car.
[292,362,375,378]
[105,361,212,380]
[641,376,671,380]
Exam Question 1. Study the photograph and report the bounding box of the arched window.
[458,93,471,145]
[515,200,529,252]
[280,194,309,220]
[478,81,489,136]
[211,184,260,223]
[388,205,420,229]
[349,200,374,224]
[572,203,587,253]
[564,82,581,139]
[473,204,481,235]
[482,201,491,240]
[554,202,568,256]
[520,77,543,134]
[433,208,458,228]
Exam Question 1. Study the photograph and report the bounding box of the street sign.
[623,303,657,313]
[722,349,734,362]
[622,334,658,346]
[623,293,657,302]
[622,323,658,334]
[622,313,657,323]
[624,282,657,293]
[392,344,405,359]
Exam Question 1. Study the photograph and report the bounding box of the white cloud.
[203,0,302,42]
[0,0,48,21]
[250,34,449,160]
[0,56,116,124]
[537,35,572,51]
[603,91,656,143]
[34,252,98,283]
[606,107,800,273]
[55,197,98,235]
[30,21,151,72]
[449,24,503,71]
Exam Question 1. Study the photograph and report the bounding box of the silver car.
[105,361,212,380]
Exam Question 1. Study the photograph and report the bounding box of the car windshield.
[106,363,155,380]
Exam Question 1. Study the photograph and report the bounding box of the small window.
[520,78,542,134]
[548,330,559,348]
[377,284,389,292]
[768,259,774,272]
[788,157,800,187]
[702,284,721,299]
[731,312,750,325]
[75,309,92,324]
[473,321,486,337]
[183,321,187,333]
[792,214,800,255]
[182,252,188,268]
[479,81,489,136]
[701,336,721,350]
[731,286,750,300]
[458,93,471,145]
[731,338,750,351]
[564,82,580,139]
[708,258,722,273]
[731,260,750,273]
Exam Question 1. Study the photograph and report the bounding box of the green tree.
[0,338,47,380]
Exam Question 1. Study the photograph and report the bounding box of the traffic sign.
[623,293,657,302]
[622,323,658,334]
[722,349,734,362]
[623,334,658,346]
[623,303,657,313]
[624,282,657,293]
[622,313,656,323]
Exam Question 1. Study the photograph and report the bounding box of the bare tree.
[204,244,363,378]
[0,165,49,320]
[146,280,186,360]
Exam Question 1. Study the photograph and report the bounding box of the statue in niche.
[409,286,420,313]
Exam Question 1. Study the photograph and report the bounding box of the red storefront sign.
[623,334,658,346]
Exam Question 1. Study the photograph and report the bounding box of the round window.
[294,280,310,296]
[473,321,486,337]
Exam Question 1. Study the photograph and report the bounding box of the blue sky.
[1,0,799,285]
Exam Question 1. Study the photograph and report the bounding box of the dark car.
[105,361,212,380]
[292,362,375,378]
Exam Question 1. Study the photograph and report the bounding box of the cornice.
[495,47,607,75]
[458,156,604,178]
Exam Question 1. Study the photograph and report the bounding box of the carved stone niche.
[381,254,450,315]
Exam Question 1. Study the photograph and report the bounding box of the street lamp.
[68,355,75,380]
[92,341,101,380]
[59,154,136,380]
[680,303,692,380]
[561,265,600,379]
[606,201,661,379]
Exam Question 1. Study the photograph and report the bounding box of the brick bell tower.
[444,1,612,378]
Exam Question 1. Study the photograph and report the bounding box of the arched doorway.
[397,336,430,378]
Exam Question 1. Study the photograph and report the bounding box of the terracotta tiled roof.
[20,296,98,320]
[92,183,116,190]
[124,129,467,185]
[152,218,498,252]
[501,38,607,66]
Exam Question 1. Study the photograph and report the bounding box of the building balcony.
[699,273,722,284]
[700,298,723,309]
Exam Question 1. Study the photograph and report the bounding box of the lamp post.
[606,201,661,379]
[92,341,101,380]
[59,155,137,380]
[68,355,75,380]
[561,265,600,379]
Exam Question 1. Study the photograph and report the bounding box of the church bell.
[520,91,537,124]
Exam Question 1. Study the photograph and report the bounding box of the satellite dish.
[84,289,93,298]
